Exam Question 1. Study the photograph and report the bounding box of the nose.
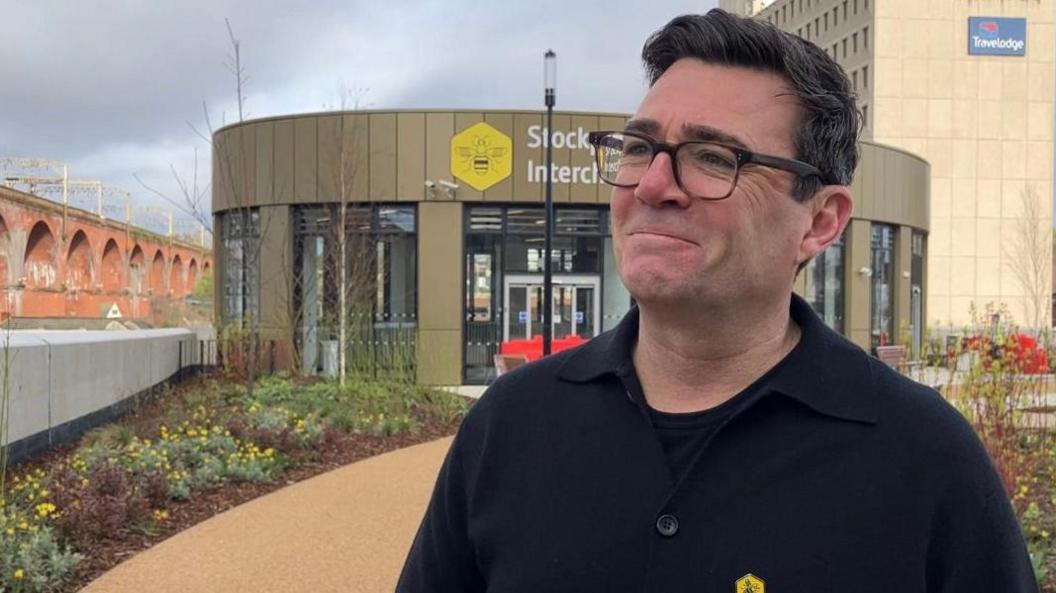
[633,151,692,208]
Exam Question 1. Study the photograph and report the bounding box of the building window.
[854,0,858,14]
[842,38,848,58]
[863,65,869,89]
[870,224,895,352]
[292,203,417,377]
[221,208,260,327]
[852,71,858,91]
[803,233,846,333]
[863,104,869,127]
[824,12,829,31]
[843,1,848,20]
[798,28,803,37]
[863,26,869,48]
[853,32,858,53]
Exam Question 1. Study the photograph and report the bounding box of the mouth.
[629,230,699,246]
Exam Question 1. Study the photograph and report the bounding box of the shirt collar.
[556,294,878,424]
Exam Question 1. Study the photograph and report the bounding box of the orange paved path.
[79,437,452,593]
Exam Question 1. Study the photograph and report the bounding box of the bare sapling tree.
[1003,184,1051,332]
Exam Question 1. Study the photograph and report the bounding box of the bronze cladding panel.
[846,219,873,349]
[258,205,293,336]
[425,112,455,195]
[513,113,544,202]
[570,113,600,204]
[254,121,275,207]
[342,114,370,201]
[397,113,426,202]
[417,201,463,384]
[369,113,397,200]
[273,119,295,206]
[316,115,343,202]
[293,117,318,204]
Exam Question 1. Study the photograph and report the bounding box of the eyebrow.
[623,119,751,150]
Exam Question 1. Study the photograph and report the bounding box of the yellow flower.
[13,568,24,580]
[5,528,13,536]
[35,503,57,518]
[18,521,27,530]
[153,509,169,522]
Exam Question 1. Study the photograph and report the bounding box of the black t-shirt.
[647,386,757,479]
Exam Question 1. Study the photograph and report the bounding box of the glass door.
[504,275,600,345]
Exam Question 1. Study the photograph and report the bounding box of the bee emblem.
[458,135,508,176]
[450,122,513,191]
[736,574,765,593]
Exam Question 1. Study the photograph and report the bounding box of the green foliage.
[921,302,1056,586]
[0,373,468,592]
[192,273,214,299]
[0,526,82,593]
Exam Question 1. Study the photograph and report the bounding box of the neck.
[632,293,801,413]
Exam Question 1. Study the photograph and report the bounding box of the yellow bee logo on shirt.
[736,573,765,593]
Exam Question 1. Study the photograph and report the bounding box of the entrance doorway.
[503,274,600,357]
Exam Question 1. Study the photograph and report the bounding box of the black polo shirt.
[397,295,1037,593]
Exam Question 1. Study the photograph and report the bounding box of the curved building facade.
[212,109,929,385]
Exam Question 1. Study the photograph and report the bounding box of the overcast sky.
[0,0,716,231]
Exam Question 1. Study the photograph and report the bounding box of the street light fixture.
[543,49,556,356]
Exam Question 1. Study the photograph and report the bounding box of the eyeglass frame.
[587,130,827,201]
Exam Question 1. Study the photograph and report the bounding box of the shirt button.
[656,514,679,537]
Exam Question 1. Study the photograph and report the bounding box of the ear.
[796,185,853,266]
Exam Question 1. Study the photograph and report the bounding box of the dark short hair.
[641,9,861,201]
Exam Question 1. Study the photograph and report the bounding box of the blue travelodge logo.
[968,17,1026,56]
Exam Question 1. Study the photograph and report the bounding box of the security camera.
[424,180,436,189]
[438,180,460,190]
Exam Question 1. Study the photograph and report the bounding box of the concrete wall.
[2,329,202,457]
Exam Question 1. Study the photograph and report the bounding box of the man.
[398,9,1037,593]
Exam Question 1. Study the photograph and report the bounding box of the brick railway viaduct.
[0,185,212,321]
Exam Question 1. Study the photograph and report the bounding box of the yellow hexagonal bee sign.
[736,574,765,593]
[450,122,512,192]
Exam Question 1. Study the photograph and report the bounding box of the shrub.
[0,526,81,593]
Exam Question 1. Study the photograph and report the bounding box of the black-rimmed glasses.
[587,130,825,200]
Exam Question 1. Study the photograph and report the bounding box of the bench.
[494,353,530,377]
[875,345,907,369]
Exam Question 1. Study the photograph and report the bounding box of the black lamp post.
[543,49,556,356]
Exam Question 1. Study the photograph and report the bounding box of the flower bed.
[0,373,470,593]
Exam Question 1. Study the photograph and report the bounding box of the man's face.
[610,58,817,310]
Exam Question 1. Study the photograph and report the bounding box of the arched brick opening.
[170,254,184,297]
[150,250,165,294]
[24,221,57,289]
[64,230,94,290]
[188,259,199,294]
[202,261,211,274]
[101,239,123,292]
[129,245,145,294]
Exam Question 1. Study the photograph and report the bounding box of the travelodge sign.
[968,17,1027,56]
